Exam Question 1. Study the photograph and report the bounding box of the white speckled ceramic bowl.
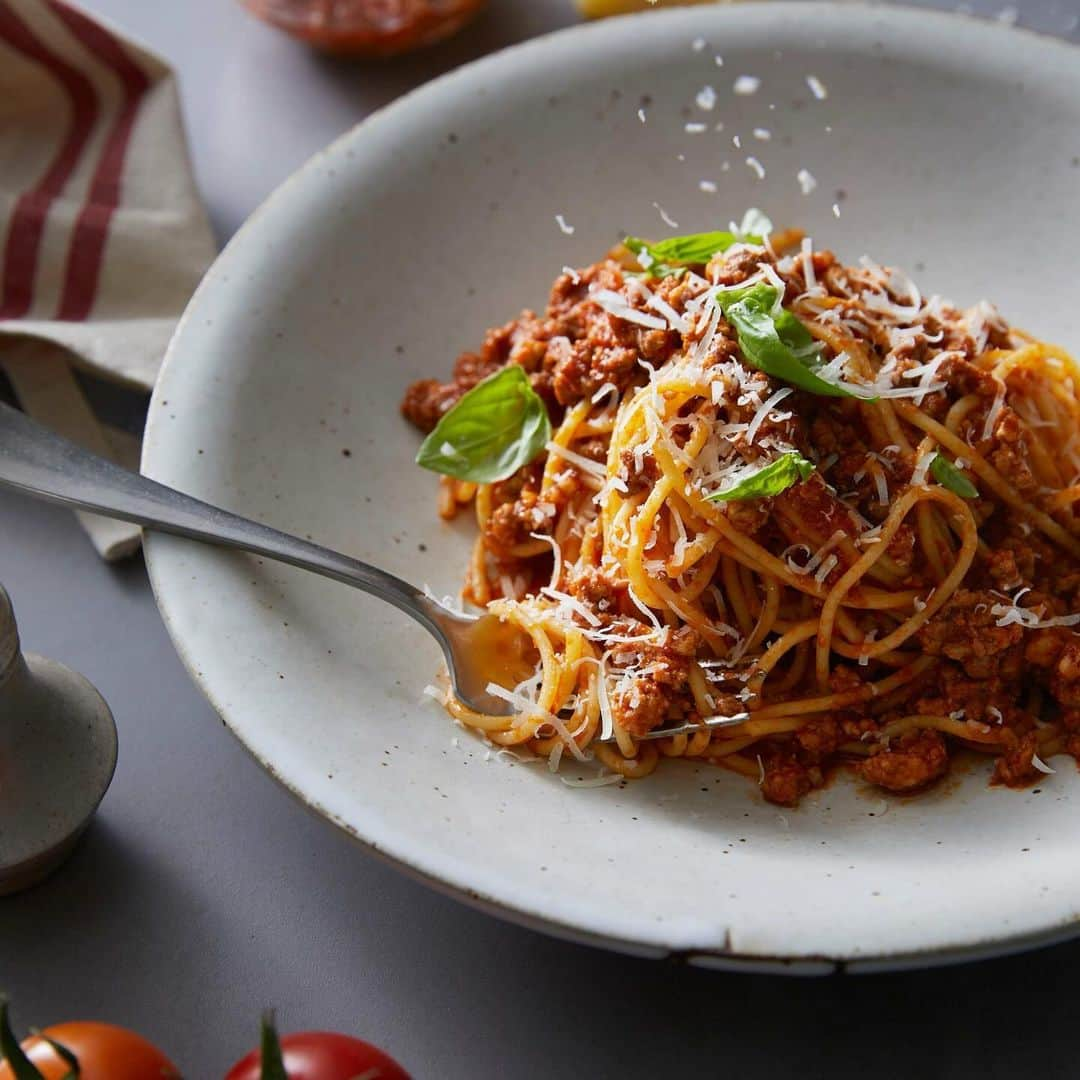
[144,3,1080,972]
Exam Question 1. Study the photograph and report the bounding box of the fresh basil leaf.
[625,230,739,267]
[717,283,878,400]
[416,365,551,483]
[625,209,772,278]
[929,453,978,499]
[625,232,740,278]
[708,451,815,502]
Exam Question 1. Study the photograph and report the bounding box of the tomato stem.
[259,1011,289,1080]
[0,1000,47,1080]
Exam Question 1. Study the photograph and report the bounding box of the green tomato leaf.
[259,1011,289,1080]
[416,366,551,483]
[0,1000,48,1080]
[717,283,878,400]
[929,453,978,499]
[707,451,816,502]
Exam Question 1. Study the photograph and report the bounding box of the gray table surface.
[5,0,1080,1076]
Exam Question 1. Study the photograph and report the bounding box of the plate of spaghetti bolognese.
[144,3,1080,969]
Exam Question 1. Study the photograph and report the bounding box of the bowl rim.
[143,0,1080,973]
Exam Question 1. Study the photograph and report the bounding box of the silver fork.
[0,402,752,740]
[0,401,521,716]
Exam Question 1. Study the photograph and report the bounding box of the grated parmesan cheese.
[561,772,622,788]
[422,683,448,706]
[746,386,794,444]
[796,168,818,195]
[653,201,680,229]
[530,531,563,592]
[545,440,607,479]
[627,585,663,631]
[591,288,668,330]
[982,381,1006,442]
[814,554,839,584]
[484,682,588,762]
[991,603,1080,630]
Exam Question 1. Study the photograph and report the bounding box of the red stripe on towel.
[48,1,151,321]
[0,1,99,319]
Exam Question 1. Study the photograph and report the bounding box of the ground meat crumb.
[861,730,948,792]
[484,490,556,553]
[760,754,813,807]
[608,627,700,736]
[917,589,1023,679]
[992,732,1042,788]
[619,448,661,493]
[1050,641,1080,708]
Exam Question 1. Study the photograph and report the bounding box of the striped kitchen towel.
[0,0,216,558]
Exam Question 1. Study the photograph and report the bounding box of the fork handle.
[0,401,438,629]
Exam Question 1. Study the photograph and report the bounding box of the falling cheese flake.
[806,74,829,100]
[732,134,742,148]
[555,214,575,235]
[733,75,761,95]
[685,122,708,134]
[637,107,647,123]
[692,36,707,51]
[696,85,717,111]
[796,167,818,194]
[714,54,724,67]
[699,179,718,193]
[752,127,772,141]
[832,202,841,217]
[746,156,765,179]
[653,201,680,229]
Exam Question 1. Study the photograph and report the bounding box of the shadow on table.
[1,817,241,1055]
[315,835,1080,1079]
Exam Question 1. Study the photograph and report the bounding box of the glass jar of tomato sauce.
[243,0,489,56]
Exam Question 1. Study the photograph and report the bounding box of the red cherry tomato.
[225,1030,411,1080]
[0,1021,180,1080]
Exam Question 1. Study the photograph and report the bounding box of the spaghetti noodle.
[402,223,1080,805]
